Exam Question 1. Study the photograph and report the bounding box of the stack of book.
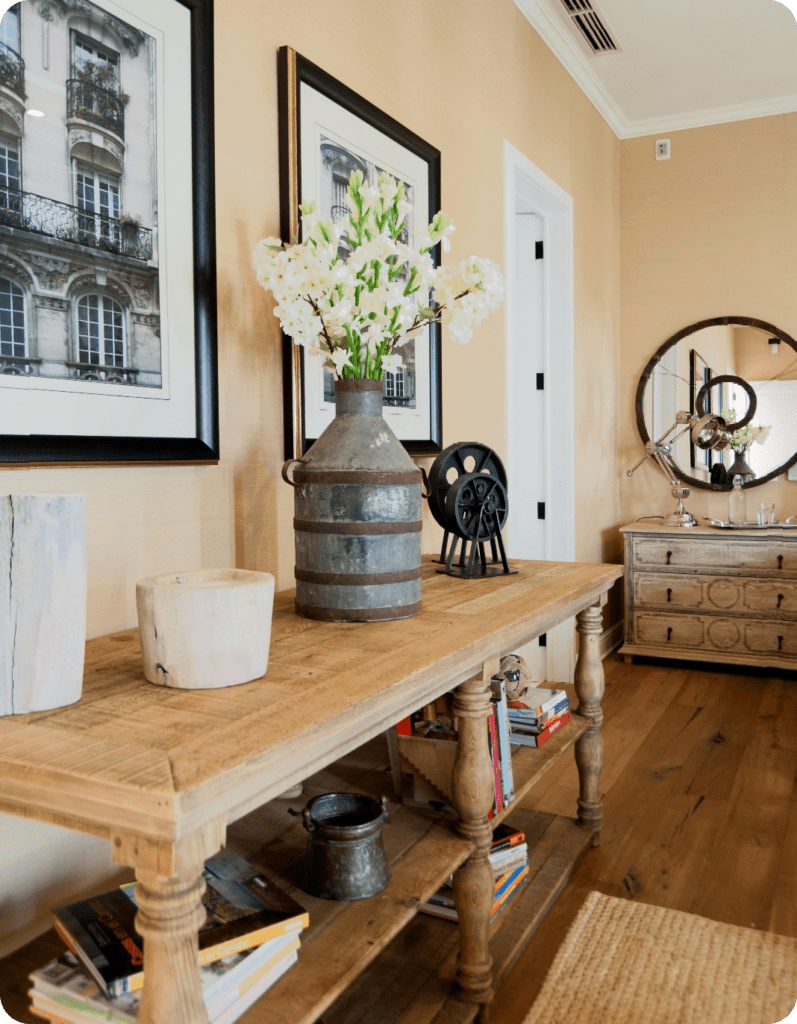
[420,823,529,924]
[30,853,308,1024]
[506,685,570,747]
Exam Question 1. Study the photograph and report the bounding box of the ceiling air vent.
[556,0,620,55]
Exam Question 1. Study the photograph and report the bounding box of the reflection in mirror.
[640,319,797,489]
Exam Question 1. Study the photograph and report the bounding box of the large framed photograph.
[0,0,217,463]
[278,46,442,459]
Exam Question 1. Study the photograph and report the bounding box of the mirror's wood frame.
[635,316,797,490]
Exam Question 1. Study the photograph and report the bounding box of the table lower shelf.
[0,716,594,1024]
[227,709,592,1024]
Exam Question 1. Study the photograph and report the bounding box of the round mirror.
[636,317,797,490]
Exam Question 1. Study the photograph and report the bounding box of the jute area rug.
[523,891,797,1024]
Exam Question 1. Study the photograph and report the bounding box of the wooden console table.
[0,557,622,1024]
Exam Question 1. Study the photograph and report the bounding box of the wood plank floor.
[1,653,795,1024]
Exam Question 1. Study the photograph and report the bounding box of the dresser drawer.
[633,612,706,649]
[632,612,797,657]
[630,536,789,573]
[743,580,797,614]
[632,573,739,610]
[632,573,797,615]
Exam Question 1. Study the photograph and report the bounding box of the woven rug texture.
[523,891,797,1024]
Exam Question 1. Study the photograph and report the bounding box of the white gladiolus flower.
[329,347,353,375]
[253,170,504,379]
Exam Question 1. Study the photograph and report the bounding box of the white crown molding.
[513,0,797,139]
[513,0,631,136]
[620,93,797,138]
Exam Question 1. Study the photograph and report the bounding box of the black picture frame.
[689,348,712,471]
[0,0,218,464]
[277,46,442,460]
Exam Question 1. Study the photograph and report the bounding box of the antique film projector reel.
[423,442,516,578]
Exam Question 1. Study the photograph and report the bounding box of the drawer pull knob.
[666,588,672,603]
[666,550,672,565]
[778,635,784,651]
[777,593,784,609]
[778,554,784,570]
[666,627,673,642]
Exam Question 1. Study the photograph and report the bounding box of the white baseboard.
[600,619,625,660]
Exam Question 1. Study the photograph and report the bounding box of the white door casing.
[503,141,576,683]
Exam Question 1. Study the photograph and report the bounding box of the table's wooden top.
[0,558,622,844]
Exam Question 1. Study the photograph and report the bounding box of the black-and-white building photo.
[0,0,161,388]
[318,135,416,409]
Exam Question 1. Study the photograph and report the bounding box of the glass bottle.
[728,475,746,525]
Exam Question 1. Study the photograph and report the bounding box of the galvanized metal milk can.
[282,379,422,621]
[300,792,391,901]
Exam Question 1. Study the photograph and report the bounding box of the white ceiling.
[513,0,797,138]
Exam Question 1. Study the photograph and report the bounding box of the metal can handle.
[282,456,311,491]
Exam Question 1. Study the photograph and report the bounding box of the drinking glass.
[757,503,775,526]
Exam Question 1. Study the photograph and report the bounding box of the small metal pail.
[301,792,390,901]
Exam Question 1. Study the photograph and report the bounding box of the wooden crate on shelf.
[397,732,457,807]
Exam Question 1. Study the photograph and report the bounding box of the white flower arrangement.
[253,170,504,380]
[721,408,772,451]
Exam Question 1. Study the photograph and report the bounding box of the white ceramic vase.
[0,493,88,716]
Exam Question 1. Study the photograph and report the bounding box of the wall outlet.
[655,139,671,161]
[788,464,797,481]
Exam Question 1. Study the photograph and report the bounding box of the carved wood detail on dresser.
[619,523,797,669]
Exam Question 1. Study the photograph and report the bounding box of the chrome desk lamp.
[627,410,730,527]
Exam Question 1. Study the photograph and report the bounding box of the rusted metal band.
[294,567,421,586]
[294,518,423,535]
[292,470,421,486]
[295,601,422,621]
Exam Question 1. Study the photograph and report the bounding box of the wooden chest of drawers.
[618,522,797,670]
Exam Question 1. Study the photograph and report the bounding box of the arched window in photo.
[77,294,124,368]
[0,274,26,365]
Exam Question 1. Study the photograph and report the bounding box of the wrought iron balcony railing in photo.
[0,187,152,261]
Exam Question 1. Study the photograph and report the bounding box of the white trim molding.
[513,0,797,139]
[504,141,576,681]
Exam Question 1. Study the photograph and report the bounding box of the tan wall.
[620,114,797,526]
[0,0,621,955]
[735,325,797,381]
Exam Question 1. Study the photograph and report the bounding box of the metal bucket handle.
[282,456,312,492]
[293,794,389,834]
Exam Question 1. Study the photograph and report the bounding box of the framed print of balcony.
[278,46,443,459]
[0,0,218,463]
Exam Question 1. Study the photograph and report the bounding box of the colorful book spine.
[490,844,528,881]
[490,826,526,853]
[490,680,515,805]
[487,703,503,818]
[492,860,528,902]
[490,865,529,923]
[506,697,569,724]
[510,710,571,747]
[507,687,568,718]
[509,706,569,737]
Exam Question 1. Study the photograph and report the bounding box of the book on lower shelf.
[509,709,571,748]
[420,859,530,924]
[421,820,530,924]
[28,935,300,1024]
[51,853,309,998]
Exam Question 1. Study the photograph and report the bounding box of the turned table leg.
[450,656,499,1008]
[111,821,225,1024]
[574,598,606,845]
